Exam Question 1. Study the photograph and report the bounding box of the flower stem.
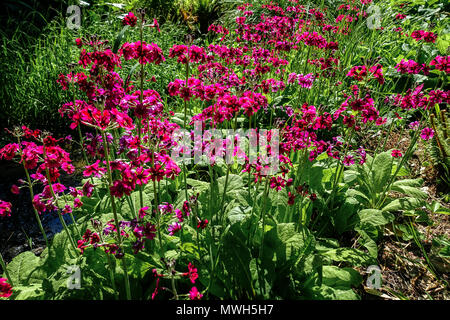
[0,251,13,286]
[101,131,132,300]
[23,164,49,248]
[42,145,77,252]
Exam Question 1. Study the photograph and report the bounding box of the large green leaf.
[5,251,43,286]
[392,178,423,188]
[381,197,424,212]
[227,206,252,225]
[311,266,362,300]
[10,284,45,300]
[370,152,392,193]
[276,223,307,263]
[333,196,360,233]
[217,174,248,206]
[321,248,375,267]
[355,226,379,258]
[390,185,427,199]
[358,209,395,227]
[221,226,255,297]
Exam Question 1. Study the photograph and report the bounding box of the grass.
[0,0,206,139]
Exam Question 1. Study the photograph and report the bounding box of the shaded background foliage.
[0,0,223,140]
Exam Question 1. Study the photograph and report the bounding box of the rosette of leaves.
[341,151,428,258]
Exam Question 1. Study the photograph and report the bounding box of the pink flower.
[159,203,173,215]
[411,30,425,40]
[168,222,181,236]
[343,155,355,166]
[189,287,203,300]
[74,198,83,208]
[409,121,420,130]
[75,38,83,48]
[420,127,434,141]
[150,18,160,32]
[347,65,367,81]
[110,180,133,198]
[138,206,149,219]
[197,219,209,229]
[83,160,107,178]
[82,181,94,197]
[0,143,19,161]
[0,200,12,217]
[0,278,12,298]
[430,55,450,74]
[123,12,137,27]
[62,204,73,215]
[391,149,402,158]
[11,185,20,195]
[187,263,198,284]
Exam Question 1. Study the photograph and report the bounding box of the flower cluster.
[0,278,12,298]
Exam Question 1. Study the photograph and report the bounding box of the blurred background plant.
[0,0,222,142]
[429,109,450,199]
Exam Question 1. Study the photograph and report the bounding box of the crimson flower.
[123,12,137,27]
[0,278,12,298]
[0,200,12,217]
[189,287,203,300]
[391,149,402,158]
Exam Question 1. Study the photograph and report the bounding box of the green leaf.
[356,227,378,258]
[227,206,252,225]
[312,285,360,300]
[186,178,210,193]
[222,226,255,297]
[305,163,326,193]
[391,163,409,176]
[333,196,360,233]
[269,187,288,218]
[112,25,130,53]
[392,178,423,188]
[10,284,45,300]
[217,174,248,206]
[390,185,427,199]
[322,266,362,288]
[276,223,315,265]
[436,33,450,55]
[370,152,393,193]
[344,169,359,184]
[39,230,80,277]
[6,251,43,286]
[358,209,395,227]
[311,266,362,300]
[321,248,375,267]
[381,197,424,212]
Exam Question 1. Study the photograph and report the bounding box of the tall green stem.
[258,176,270,296]
[42,145,77,252]
[0,251,13,286]
[23,164,49,248]
[182,60,191,202]
[219,164,231,227]
[101,131,132,300]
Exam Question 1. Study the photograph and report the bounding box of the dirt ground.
[360,130,449,300]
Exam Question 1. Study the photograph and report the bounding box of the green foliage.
[345,151,426,210]
[2,0,448,302]
[429,111,450,195]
